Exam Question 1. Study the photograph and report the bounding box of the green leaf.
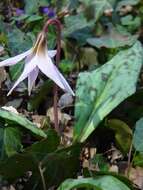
[0,127,5,159]
[0,128,59,180]
[74,41,143,142]
[0,109,46,138]
[87,30,138,48]
[7,27,33,80]
[79,0,114,20]
[116,0,140,11]
[133,153,143,167]
[26,15,43,23]
[7,27,33,54]
[107,119,132,154]
[12,14,29,21]
[133,118,143,153]
[0,127,22,159]
[59,59,75,74]
[4,127,22,157]
[41,145,81,189]
[63,13,94,37]
[121,15,141,31]
[84,171,134,190]
[57,176,131,190]
[25,0,49,14]
[0,139,80,189]
[91,154,109,171]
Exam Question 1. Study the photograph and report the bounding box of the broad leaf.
[133,118,143,153]
[25,0,49,14]
[4,127,22,157]
[116,0,140,11]
[107,119,132,154]
[121,15,141,32]
[87,30,138,48]
[63,13,94,37]
[57,176,131,190]
[74,41,143,142]
[7,27,33,80]
[79,0,115,20]
[0,135,80,189]
[0,109,46,138]
[0,129,59,180]
[0,127,22,159]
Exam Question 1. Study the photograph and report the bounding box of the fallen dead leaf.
[109,165,119,173]
[32,115,46,128]
[129,167,143,189]
[0,67,7,88]
[47,107,71,125]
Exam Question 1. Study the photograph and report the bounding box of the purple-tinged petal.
[7,56,37,96]
[42,7,49,14]
[0,49,32,67]
[28,67,39,95]
[48,50,57,58]
[38,54,74,96]
[47,10,55,18]
[16,8,25,16]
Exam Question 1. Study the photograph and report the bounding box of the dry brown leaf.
[32,115,45,128]
[0,67,7,88]
[129,167,143,189]
[47,107,71,125]
[109,165,119,173]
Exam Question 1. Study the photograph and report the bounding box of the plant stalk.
[43,19,62,135]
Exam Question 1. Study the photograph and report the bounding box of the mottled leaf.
[74,41,143,142]
[116,0,140,11]
[79,0,115,20]
[133,118,143,153]
[25,0,48,14]
[87,30,138,48]
[63,13,94,37]
[57,176,131,190]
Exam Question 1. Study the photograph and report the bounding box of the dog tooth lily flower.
[0,31,74,96]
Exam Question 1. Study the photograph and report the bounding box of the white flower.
[0,32,74,96]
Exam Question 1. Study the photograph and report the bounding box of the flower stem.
[43,19,62,135]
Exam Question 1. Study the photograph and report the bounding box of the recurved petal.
[7,56,37,96]
[38,54,75,96]
[28,67,39,95]
[48,50,57,58]
[0,49,32,67]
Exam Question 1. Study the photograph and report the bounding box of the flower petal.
[0,49,32,67]
[28,67,39,95]
[38,54,75,96]
[7,56,37,96]
[48,50,57,58]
